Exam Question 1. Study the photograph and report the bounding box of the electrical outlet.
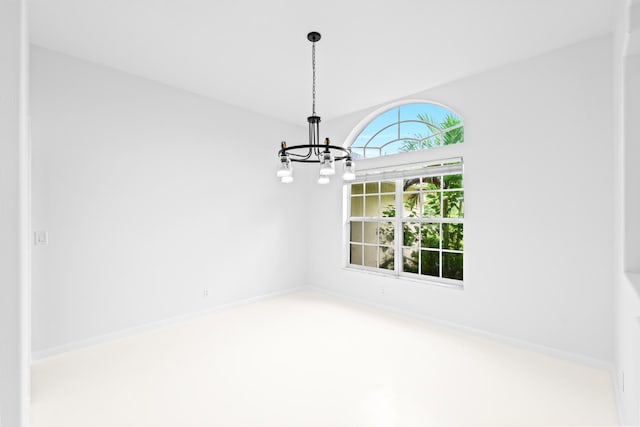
[203,288,209,298]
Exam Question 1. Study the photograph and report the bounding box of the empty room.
[2,0,640,425]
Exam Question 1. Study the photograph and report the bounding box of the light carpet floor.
[31,290,618,426]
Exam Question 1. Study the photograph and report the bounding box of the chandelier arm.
[279,146,313,160]
[282,146,314,160]
[280,144,350,162]
[314,121,320,157]
[289,150,314,160]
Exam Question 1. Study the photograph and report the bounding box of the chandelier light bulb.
[281,175,294,184]
[276,154,292,178]
[318,174,330,185]
[319,152,335,176]
[342,157,356,181]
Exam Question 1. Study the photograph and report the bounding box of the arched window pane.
[350,102,463,157]
[368,124,398,148]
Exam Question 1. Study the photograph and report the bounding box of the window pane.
[350,245,363,266]
[381,194,395,217]
[379,247,394,270]
[365,195,379,217]
[403,193,420,217]
[442,224,463,250]
[422,192,441,218]
[363,222,377,244]
[420,250,439,277]
[420,223,440,249]
[443,252,463,280]
[381,140,410,156]
[399,121,432,141]
[364,245,377,268]
[351,196,363,217]
[422,176,441,190]
[352,133,369,148]
[444,174,463,189]
[443,191,464,218]
[351,183,364,195]
[402,248,419,274]
[363,107,398,136]
[403,222,420,247]
[364,147,381,158]
[351,147,365,159]
[420,133,442,149]
[381,181,396,193]
[350,221,363,243]
[443,126,464,145]
[403,178,421,192]
[365,182,379,194]
[369,124,398,149]
[378,222,394,245]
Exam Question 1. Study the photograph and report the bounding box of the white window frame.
[342,100,465,289]
[344,158,464,289]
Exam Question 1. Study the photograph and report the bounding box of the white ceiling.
[29,0,615,124]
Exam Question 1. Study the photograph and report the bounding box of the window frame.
[343,100,465,289]
[344,161,464,289]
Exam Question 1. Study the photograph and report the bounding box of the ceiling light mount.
[307,31,321,43]
[276,32,355,184]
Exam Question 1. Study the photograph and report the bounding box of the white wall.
[0,0,29,425]
[625,55,640,273]
[30,46,309,354]
[624,56,640,273]
[613,0,640,423]
[308,36,614,364]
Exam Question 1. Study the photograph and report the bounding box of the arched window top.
[349,102,464,159]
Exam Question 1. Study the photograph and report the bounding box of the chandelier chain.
[312,41,316,116]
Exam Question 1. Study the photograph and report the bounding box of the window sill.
[342,266,464,291]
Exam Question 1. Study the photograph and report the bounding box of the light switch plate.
[34,231,48,246]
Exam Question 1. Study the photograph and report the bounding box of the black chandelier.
[276,32,356,184]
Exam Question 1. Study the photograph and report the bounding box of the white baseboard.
[32,286,305,361]
[307,285,614,372]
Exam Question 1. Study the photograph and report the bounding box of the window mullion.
[440,183,443,279]
[439,221,443,279]
[394,178,403,277]
[418,186,422,276]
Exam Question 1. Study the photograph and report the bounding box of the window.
[347,163,464,286]
[345,101,464,287]
[350,103,463,159]
[401,169,463,281]
[349,181,396,271]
